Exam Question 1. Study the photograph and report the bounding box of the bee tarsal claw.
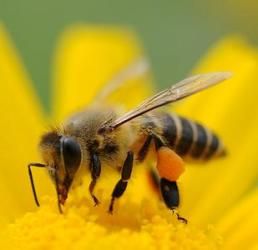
[177,215,188,224]
[108,197,115,214]
[93,196,100,206]
[171,208,188,224]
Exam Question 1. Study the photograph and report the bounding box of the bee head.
[30,131,82,212]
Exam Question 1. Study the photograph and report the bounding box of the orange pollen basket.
[156,147,185,181]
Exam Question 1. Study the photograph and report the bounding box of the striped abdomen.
[145,113,226,161]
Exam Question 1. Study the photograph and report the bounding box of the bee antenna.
[54,170,63,214]
[28,163,46,207]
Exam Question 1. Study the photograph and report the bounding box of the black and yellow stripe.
[160,113,177,147]
[190,123,207,158]
[159,113,225,160]
[175,117,194,155]
[137,112,225,162]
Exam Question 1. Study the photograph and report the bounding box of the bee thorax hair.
[62,107,136,169]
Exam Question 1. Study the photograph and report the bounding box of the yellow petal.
[0,24,53,226]
[217,188,258,249]
[52,25,153,122]
[251,245,258,250]
[175,37,258,225]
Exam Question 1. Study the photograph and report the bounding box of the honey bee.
[28,60,231,222]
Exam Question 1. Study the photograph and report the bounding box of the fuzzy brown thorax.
[62,107,136,169]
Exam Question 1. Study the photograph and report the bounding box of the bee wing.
[93,58,150,103]
[103,72,232,130]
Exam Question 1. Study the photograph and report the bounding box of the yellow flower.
[0,24,257,249]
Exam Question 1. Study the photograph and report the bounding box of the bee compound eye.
[62,137,81,169]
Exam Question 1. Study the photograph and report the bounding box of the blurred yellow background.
[1,0,257,112]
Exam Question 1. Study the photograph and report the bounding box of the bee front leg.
[108,151,134,213]
[89,153,101,206]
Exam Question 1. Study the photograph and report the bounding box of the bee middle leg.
[108,151,134,213]
[89,153,101,205]
[137,135,152,162]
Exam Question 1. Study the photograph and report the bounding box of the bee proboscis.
[28,60,231,222]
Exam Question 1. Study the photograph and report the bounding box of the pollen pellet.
[156,147,185,181]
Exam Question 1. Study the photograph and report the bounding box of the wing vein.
[100,72,232,131]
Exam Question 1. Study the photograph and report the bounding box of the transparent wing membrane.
[94,58,150,103]
[104,72,232,130]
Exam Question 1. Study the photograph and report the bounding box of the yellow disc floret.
[1,172,222,250]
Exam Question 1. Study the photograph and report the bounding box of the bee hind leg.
[154,138,187,223]
[160,178,187,224]
[147,166,187,223]
[108,151,134,213]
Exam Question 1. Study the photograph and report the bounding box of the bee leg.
[137,135,152,162]
[146,168,161,197]
[160,178,187,224]
[89,153,101,206]
[154,138,187,223]
[108,151,134,213]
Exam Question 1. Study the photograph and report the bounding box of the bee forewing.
[169,72,232,100]
[106,72,232,130]
[94,58,150,102]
